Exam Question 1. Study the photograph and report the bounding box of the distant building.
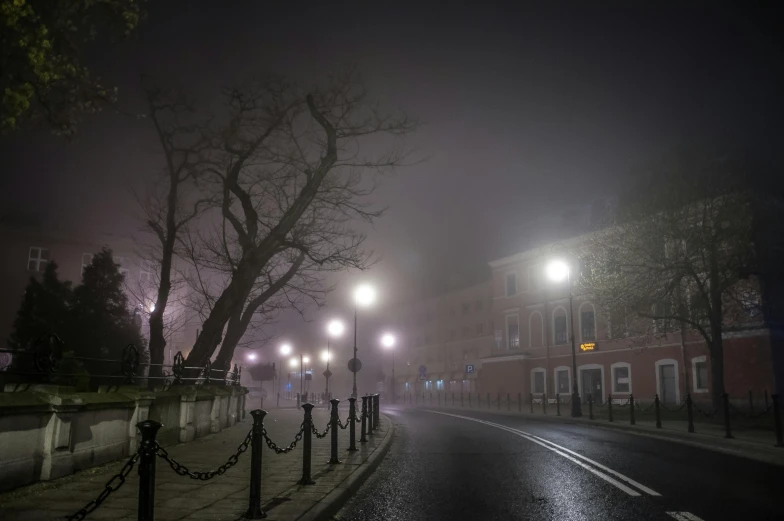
[385,281,495,397]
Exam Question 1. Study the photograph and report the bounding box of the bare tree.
[136,84,213,381]
[176,72,416,373]
[578,153,775,411]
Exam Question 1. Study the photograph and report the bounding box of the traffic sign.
[466,364,475,374]
[348,358,362,373]
[323,369,333,379]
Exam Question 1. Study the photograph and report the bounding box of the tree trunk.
[148,313,166,384]
[709,338,725,413]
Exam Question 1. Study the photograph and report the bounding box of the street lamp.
[324,319,345,400]
[277,343,292,406]
[546,259,582,418]
[246,352,257,361]
[381,333,396,403]
[351,284,376,398]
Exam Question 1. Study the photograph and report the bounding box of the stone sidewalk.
[0,404,392,521]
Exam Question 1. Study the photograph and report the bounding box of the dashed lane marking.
[666,512,705,521]
[424,410,661,497]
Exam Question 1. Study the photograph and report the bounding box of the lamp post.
[300,355,310,398]
[324,319,345,400]
[546,259,582,418]
[352,284,376,398]
[381,333,396,403]
[278,344,291,406]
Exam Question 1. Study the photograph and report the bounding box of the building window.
[653,299,673,333]
[554,312,567,345]
[505,273,517,296]
[436,380,444,391]
[476,322,483,335]
[81,253,94,274]
[462,303,470,314]
[140,260,154,283]
[740,289,761,317]
[555,368,570,394]
[581,307,596,341]
[612,363,631,393]
[475,300,483,311]
[27,247,49,272]
[114,256,130,277]
[506,315,519,349]
[693,356,709,392]
[531,370,545,394]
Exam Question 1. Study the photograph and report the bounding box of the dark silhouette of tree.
[9,261,72,349]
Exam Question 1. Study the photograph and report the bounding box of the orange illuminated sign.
[580,342,596,352]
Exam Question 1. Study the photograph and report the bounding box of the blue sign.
[466,364,475,374]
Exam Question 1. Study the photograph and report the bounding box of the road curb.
[297,414,395,521]
[416,405,784,467]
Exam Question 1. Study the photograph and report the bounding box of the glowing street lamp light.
[323,319,345,399]
[545,259,582,418]
[321,349,331,362]
[280,344,292,356]
[380,333,397,403]
[276,344,292,405]
[302,356,310,365]
[246,352,257,361]
[351,284,376,399]
[289,358,298,368]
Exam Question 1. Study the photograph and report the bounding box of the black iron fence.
[0,333,241,390]
[400,390,784,447]
[65,393,381,520]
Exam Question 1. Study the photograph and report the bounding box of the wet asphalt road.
[335,406,784,521]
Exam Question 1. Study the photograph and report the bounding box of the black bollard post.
[723,393,733,439]
[452,392,455,407]
[329,399,341,464]
[556,393,561,416]
[296,393,301,409]
[468,392,472,408]
[629,394,635,425]
[347,397,358,452]
[772,395,783,447]
[299,403,316,485]
[367,394,374,434]
[277,392,280,408]
[608,394,613,422]
[430,392,433,405]
[137,420,161,521]
[654,394,662,428]
[518,392,522,413]
[246,410,267,519]
[542,393,547,415]
[588,393,594,420]
[360,396,368,443]
[374,394,380,426]
[686,393,695,433]
[497,393,501,411]
[530,393,534,414]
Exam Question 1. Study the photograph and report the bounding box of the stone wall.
[0,384,247,492]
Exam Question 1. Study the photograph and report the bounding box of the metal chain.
[155,428,251,480]
[660,402,686,413]
[635,401,657,413]
[263,424,304,454]
[693,403,718,418]
[337,415,352,429]
[728,401,773,418]
[67,451,140,520]
[311,422,331,439]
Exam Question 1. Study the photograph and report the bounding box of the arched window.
[529,310,544,348]
[579,302,597,342]
[552,306,568,345]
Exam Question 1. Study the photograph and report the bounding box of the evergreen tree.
[9,261,72,349]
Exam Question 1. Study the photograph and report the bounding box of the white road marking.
[666,512,705,521]
[425,410,660,497]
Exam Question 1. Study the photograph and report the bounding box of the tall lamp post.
[546,259,582,418]
[324,319,345,399]
[288,358,298,399]
[381,333,396,403]
[278,344,291,406]
[352,284,376,398]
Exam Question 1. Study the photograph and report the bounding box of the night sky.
[1,2,782,361]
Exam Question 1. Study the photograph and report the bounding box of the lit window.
[613,366,630,393]
[27,247,49,272]
[740,290,761,317]
[695,361,708,391]
[506,316,519,349]
[436,380,444,391]
[505,273,517,296]
[556,370,570,394]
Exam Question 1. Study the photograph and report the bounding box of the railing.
[399,390,784,447]
[0,333,241,390]
[65,393,382,520]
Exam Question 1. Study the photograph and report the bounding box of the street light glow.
[289,358,298,368]
[546,260,570,282]
[381,333,396,349]
[321,349,331,362]
[327,319,345,337]
[302,356,310,365]
[246,353,257,361]
[279,343,292,356]
[354,284,376,306]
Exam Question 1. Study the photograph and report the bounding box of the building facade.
[385,282,496,398]
[482,239,776,406]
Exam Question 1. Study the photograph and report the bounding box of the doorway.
[580,368,603,404]
[659,363,677,405]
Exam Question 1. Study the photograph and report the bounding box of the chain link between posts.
[311,422,331,439]
[66,450,140,520]
[263,423,305,454]
[728,401,773,418]
[155,428,252,480]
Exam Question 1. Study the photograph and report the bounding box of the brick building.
[384,282,495,398]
